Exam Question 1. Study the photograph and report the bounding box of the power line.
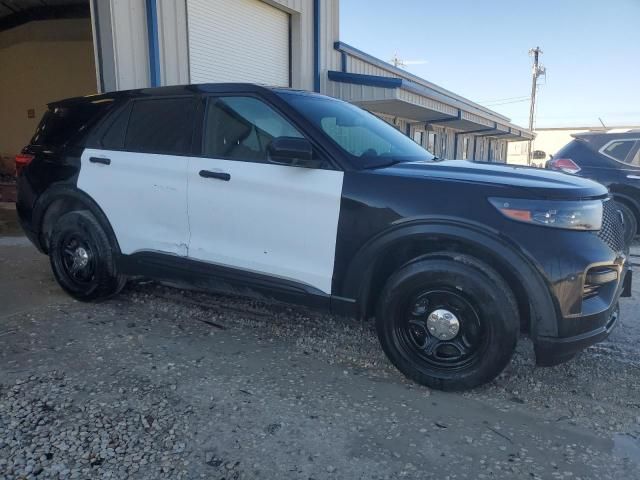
[482,98,531,107]
[477,95,530,103]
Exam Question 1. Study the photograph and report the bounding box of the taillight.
[15,153,35,176]
[548,158,581,174]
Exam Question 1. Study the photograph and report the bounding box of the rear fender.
[32,184,120,254]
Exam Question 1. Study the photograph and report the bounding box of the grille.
[596,199,625,252]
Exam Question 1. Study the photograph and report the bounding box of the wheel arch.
[340,218,560,339]
[609,189,640,230]
[33,185,120,255]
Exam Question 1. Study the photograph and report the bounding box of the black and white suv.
[17,84,631,390]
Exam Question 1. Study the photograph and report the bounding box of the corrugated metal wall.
[109,0,150,90]
[157,0,189,86]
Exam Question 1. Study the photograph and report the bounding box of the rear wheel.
[49,210,126,301]
[613,201,637,246]
[376,254,519,391]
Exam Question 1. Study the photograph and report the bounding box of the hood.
[379,160,608,199]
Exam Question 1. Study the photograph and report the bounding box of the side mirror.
[267,137,322,168]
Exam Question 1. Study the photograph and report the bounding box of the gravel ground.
[1,208,640,479]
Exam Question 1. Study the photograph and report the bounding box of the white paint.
[187,0,290,86]
[187,158,343,294]
[78,149,190,256]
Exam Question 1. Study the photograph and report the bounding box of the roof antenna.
[598,117,607,129]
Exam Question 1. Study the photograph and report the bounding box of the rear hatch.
[18,97,114,174]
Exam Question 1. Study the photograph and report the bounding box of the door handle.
[89,156,111,165]
[627,174,640,180]
[199,170,230,181]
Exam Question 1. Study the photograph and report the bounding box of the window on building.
[427,132,436,154]
[602,140,636,163]
[124,98,196,155]
[462,137,469,160]
[441,132,448,158]
[413,131,424,146]
[203,96,304,162]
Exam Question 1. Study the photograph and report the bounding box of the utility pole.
[527,47,545,165]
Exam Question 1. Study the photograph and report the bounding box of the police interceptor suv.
[16,84,632,391]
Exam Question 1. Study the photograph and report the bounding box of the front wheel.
[376,254,519,391]
[49,210,126,301]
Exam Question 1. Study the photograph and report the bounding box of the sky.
[339,0,640,129]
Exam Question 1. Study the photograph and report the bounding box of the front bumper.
[534,265,631,366]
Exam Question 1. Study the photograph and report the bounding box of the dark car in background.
[547,130,640,244]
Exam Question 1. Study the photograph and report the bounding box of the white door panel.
[78,148,190,256]
[188,158,343,294]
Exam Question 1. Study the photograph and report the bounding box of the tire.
[375,253,519,391]
[613,201,637,246]
[49,210,126,301]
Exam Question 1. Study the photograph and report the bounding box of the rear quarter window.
[30,101,113,148]
[601,140,637,163]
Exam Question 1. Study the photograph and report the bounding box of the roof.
[47,83,336,107]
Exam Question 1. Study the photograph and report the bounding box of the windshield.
[278,92,435,168]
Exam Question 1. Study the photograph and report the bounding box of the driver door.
[187,95,344,295]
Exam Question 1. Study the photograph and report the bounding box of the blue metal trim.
[327,71,403,88]
[427,109,462,124]
[313,0,320,92]
[465,127,494,135]
[341,51,347,72]
[145,0,160,87]
[475,131,511,138]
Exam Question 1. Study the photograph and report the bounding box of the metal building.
[0,0,532,171]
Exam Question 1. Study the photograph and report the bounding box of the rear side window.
[124,98,197,155]
[602,140,635,163]
[31,102,112,147]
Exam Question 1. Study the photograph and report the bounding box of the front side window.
[124,98,196,155]
[203,96,303,162]
[602,140,635,163]
[279,92,434,168]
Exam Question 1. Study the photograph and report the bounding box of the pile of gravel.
[0,371,194,479]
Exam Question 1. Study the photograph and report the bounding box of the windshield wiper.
[361,159,405,170]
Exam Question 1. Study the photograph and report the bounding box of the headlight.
[489,197,603,231]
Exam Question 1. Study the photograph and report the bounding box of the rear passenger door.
[187,95,344,295]
[78,97,196,256]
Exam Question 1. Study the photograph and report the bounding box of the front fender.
[340,217,561,339]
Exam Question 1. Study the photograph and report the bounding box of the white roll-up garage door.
[187,0,290,87]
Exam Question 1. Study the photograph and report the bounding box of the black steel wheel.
[49,210,126,301]
[376,253,519,391]
[399,289,487,371]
